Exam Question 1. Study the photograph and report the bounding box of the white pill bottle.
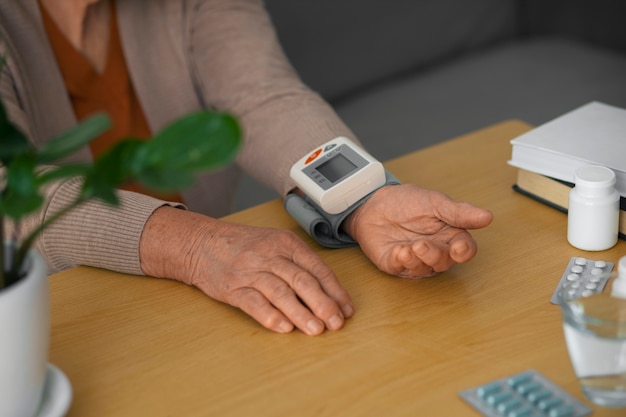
[567,165,620,251]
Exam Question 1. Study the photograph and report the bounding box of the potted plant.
[0,67,241,415]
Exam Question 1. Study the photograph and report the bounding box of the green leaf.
[37,164,93,184]
[132,168,195,191]
[0,188,43,219]
[80,167,120,206]
[81,139,150,205]
[92,138,145,187]
[140,111,241,173]
[0,154,43,219]
[37,113,112,164]
[119,111,241,193]
[0,56,31,164]
[4,153,38,192]
[0,190,42,219]
[0,122,32,164]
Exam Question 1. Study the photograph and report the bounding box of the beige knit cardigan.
[0,0,355,275]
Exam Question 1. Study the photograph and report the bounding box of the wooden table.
[49,120,626,416]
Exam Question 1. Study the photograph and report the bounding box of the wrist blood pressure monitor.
[290,137,386,214]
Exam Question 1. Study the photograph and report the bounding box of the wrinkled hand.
[343,184,493,278]
[140,207,353,335]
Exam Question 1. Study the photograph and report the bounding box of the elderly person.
[0,0,493,335]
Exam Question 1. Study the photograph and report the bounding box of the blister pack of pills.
[550,257,614,304]
[459,369,592,417]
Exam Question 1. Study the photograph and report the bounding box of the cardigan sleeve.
[39,177,184,275]
[186,0,359,197]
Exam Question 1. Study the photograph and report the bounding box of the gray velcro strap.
[284,170,400,248]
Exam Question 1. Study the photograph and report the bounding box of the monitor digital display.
[316,153,358,183]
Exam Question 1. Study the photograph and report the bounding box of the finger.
[449,233,478,263]
[410,240,455,273]
[260,274,329,335]
[435,199,494,230]
[382,245,410,276]
[231,287,295,334]
[396,245,427,273]
[387,244,434,278]
[291,245,354,319]
[234,280,327,336]
[269,260,347,332]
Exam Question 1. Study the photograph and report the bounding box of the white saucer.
[36,364,73,417]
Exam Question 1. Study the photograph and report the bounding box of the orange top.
[40,1,182,202]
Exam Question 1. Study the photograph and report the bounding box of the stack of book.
[508,101,626,239]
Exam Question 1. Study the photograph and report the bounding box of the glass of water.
[559,277,626,408]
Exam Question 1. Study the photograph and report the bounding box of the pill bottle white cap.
[573,165,616,197]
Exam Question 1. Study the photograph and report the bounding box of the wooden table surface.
[49,120,626,416]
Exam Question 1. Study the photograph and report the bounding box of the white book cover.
[508,101,626,196]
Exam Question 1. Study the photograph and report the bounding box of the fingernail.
[278,321,293,333]
[307,319,324,335]
[328,314,344,330]
[343,303,354,318]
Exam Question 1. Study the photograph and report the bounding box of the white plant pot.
[0,248,49,417]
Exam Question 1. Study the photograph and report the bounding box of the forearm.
[139,206,220,285]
